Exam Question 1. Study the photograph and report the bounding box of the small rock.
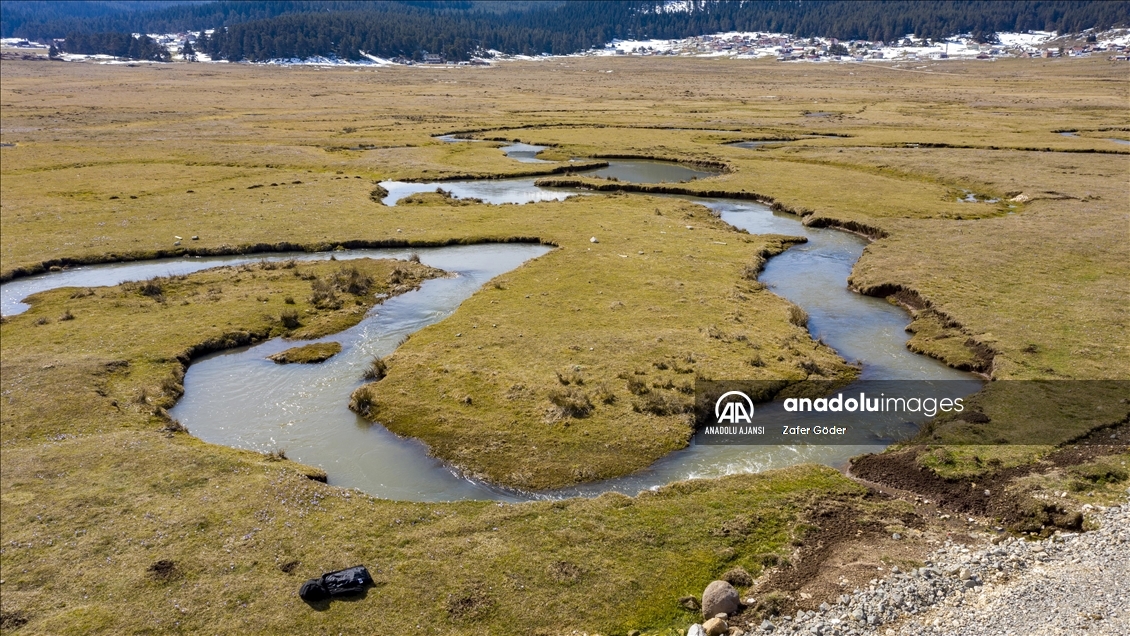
[760,619,775,632]
[703,617,728,636]
[590,236,599,243]
[688,625,706,636]
[702,580,740,618]
[892,532,902,540]
[173,241,181,246]
[191,235,199,240]
[679,595,702,611]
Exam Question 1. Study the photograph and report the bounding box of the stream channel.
[1,141,979,502]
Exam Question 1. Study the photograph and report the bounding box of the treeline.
[11,1,1130,62]
[2,1,552,40]
[58,32,171,61]
[194,8,600,61]
[630,0,1130,44]
[195,0,1130,62]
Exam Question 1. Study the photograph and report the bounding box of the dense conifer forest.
[5,1,1129,61]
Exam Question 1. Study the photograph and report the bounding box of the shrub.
[593,382,617,405]
[309,278,341,310]
[137,277,164,298]
[160,376,183,399]
[349,386,375,416]
[722,566,753,587]
[633,391,690,416]
[279,309,301,329]
[161,419,188,434]
[363,357,387,381]
[797,359,821,375]
[555,371,583,386]
[788,305,808,327]
[263,448,287,462]
[330,266,373,295]
[547,387,593,418]
[626,376,649,395]
[284,296,295,305]
[387,264,410,286]
[59,309,75,321]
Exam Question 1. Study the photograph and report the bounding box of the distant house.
[422,52,444,64]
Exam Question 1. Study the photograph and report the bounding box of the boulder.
[702,580,740,618]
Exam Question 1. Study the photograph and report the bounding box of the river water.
[1,143,978,501]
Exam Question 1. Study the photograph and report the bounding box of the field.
[1,55,1128,634]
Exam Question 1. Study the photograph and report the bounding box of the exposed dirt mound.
[849,434,1127,534]
[147,559,179,582]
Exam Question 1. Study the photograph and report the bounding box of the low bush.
[632,391,690,416]
[788,305,809,327]
[363,356,388,381]
[279,309,301,329]
[547,387,593,418]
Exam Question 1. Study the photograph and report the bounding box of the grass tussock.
[363,356,388,381]
[547,387,594,419]
[787,305,808,327]
[279,308,301,328]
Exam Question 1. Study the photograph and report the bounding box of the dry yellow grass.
[1,54,1128,634]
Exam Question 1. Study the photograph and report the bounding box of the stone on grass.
[703,616,728,636]
[702,580,740,618]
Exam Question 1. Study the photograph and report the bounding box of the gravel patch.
[741,490,1128,636]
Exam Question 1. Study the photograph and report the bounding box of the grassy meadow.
[1,55,1128,633]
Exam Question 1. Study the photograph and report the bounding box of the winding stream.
[1,143,978,502]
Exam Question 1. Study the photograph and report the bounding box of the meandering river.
[1,142,978,501]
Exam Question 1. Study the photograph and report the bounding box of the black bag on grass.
[299,565,373,601]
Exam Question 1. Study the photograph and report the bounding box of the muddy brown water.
[2,149,979,501]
